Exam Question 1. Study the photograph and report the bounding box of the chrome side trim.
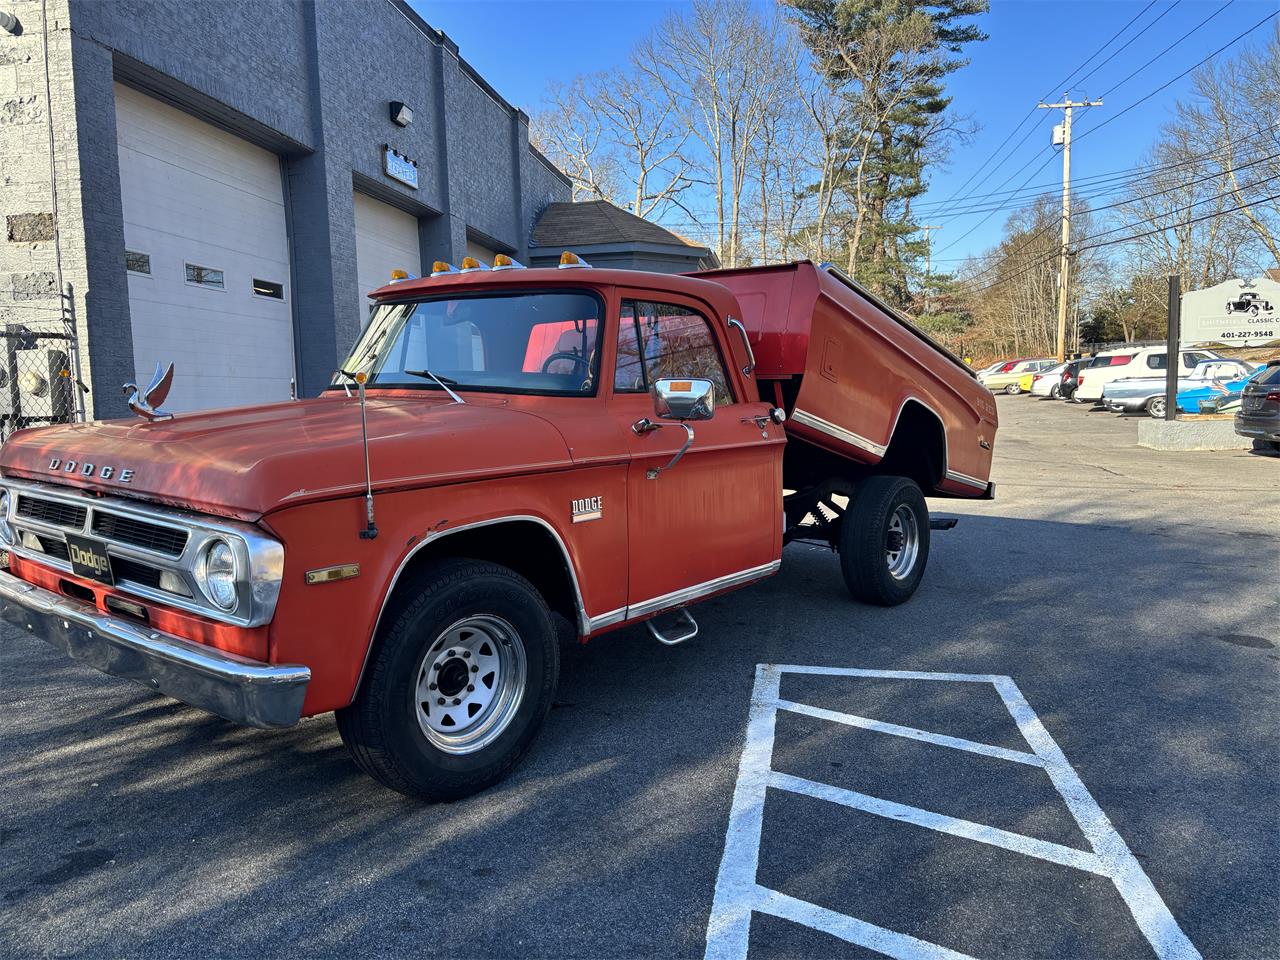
[0,569,308,728]
[626,560,781,620]
[790,409,886,457]
[945,469,988,490]
[354,515,589,700]
[588,606,628,632]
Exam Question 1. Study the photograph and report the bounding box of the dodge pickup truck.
[0,256,997,801]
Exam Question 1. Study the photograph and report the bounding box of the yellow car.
[979,358,1057,395]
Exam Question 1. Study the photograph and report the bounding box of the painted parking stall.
[705,664,1201,960]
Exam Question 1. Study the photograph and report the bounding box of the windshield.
[335,291,603,396]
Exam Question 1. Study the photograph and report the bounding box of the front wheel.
[337,558,559,801]
[839,476,930,606]
[1146,396,1167,418]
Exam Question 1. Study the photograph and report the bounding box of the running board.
[930,517,959,530]
[647,608,699,646]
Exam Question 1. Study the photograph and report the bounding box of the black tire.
[336,558,559,802]
[1049,384,1060,399]
[839,475,930,606]
[1004,383,1021,395]
[1146,396,1167,419]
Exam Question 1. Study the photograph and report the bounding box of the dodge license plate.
[65,534,115,586]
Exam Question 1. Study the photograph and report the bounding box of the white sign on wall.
[383,146,419,190]
[1181,277,1280,346]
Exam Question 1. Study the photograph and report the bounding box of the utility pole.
[1038,94,1102,362]
[921,224,942,313]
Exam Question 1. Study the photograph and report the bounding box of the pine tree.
[785,0,987,307]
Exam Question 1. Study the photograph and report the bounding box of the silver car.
[1102,359,1253,417]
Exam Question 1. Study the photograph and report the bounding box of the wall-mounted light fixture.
[389,101,413,128]
[0,10,22,34]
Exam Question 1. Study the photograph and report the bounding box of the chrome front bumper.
[0,568,309,728]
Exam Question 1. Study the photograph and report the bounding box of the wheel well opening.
[393,521,581,635]
[879,402,946,493]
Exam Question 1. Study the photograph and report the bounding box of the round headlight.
[196,539,238,610]
[0,489,11,545]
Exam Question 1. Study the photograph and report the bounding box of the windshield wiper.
[404,369,466,404]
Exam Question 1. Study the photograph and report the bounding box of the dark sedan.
[1235,359,1280,452]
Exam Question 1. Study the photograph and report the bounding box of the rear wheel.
[839,476,930,606]
[1049,384,1060,399]
[1004,383,1021,395]
[1146,396,1167,418]
[337,559,559,802]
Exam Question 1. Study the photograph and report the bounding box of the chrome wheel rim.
[885,505,920,580]
[414,615,526,755]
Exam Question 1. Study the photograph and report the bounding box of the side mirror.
[651,378,715,422]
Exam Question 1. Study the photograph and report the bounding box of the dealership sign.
[383,145,419,189]
[1181,277,1280,346]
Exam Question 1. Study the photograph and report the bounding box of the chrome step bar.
[647,608,699,646]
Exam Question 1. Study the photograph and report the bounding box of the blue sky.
[414,0,1276,264]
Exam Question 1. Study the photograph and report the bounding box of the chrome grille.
[111,555,164,590]
[91,512,187,557]
[16,496,87,529]
[35,534,70,562]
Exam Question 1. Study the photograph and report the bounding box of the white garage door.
[115,83,294,413]
[353,192,421,329]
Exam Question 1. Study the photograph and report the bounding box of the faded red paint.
[0,262,995,719]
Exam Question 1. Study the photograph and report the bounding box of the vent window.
[253,279,284,300]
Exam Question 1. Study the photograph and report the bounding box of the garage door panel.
[353,192,420,328]
[116,83,294,413]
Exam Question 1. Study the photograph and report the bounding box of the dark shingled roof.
[532,201,707,250]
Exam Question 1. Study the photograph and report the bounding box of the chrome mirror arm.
[633,421,695,480]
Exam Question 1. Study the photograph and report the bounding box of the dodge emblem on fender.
[571,496,603,523]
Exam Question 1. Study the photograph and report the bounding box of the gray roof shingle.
[531,201,707,250]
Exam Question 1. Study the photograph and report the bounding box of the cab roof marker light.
[492,254,525,271]
[459,257,490,274]
[430,261,459,278]
[390,269,416,282]
[559,251,592,269]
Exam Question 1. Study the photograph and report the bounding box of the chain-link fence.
[0,286,87,443]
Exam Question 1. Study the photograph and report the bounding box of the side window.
[614,299,734,406]
[1146,353,1168,370]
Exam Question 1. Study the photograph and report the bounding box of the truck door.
[608,295,783,614]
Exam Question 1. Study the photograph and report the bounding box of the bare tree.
[530,78,622,205]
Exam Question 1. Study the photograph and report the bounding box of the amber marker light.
[460,257,490,273]
[431,261,459,277]
[492,254,525,271]
[559,251,592,269]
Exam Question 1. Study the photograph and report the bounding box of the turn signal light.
[431,261,459,277]
[492,254,525,271]
[559,251,592,269]
[460,257,490,273]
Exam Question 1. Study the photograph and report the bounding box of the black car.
[1235,359,1280,453]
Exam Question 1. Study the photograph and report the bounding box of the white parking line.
[704,664,1201,960]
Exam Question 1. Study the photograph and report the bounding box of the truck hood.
[0,396,572,521]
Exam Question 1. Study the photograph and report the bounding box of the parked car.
[1030,361,1069,398]
[1074,347,1222,404]
[1179,365,1267,415]
[981,358,1056,395]
[1235,359,1280,452]
[1101,359,1255,417]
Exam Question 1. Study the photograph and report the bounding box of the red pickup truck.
[0,257,996,800]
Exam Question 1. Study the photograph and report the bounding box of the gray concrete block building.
[0,0,570,417]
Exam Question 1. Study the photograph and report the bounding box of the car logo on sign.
[571,496,602,523]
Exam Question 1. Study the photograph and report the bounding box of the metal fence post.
[1164,275,1180,422]
[61,282,87,423]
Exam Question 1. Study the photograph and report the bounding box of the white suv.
[1075,347,1221,403]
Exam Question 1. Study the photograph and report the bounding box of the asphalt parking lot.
[1,395,1277,960]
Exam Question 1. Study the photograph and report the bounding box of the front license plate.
[65,534,115,586]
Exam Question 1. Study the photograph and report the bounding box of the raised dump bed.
[702,260,997,499]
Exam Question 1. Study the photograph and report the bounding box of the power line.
[1095,0,1236,100]
[935,0,1165,208]
[965,186,1280,296]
